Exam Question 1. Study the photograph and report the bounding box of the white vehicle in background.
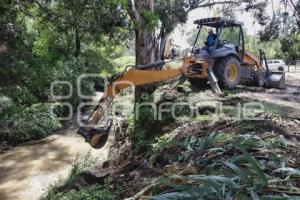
[267,59,287,72]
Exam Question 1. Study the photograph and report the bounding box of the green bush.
[126,96,158,152]
[18,55,99,107]
[0,95,16,115]
[48,185,116,200]
[0,103,61,144]
[126,91,186,152]
[152,134,176,155]
[42,152,116,200]
[0,86,38,106]
[113,56,135,72]
[19,60,59,100]
[126,114,148,153]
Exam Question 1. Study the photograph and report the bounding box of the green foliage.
[155,0,187,33]
[126,114,147,152]
[280,33,300,64]
[61,151,96,189]
[126,101,157,152]
[44,152,98,200]
[152,134,176,155]
[245,34,283,60]
[141,10,159,30]
[0,0,132,146]
[0,95,20,117]
[56,57,95,106]
[44,151,119,200]
[244,34,279,59]
[32,29,62,63]
[128,89,189,153]
[150,133,176,164]
[0,86,38,106]
[0,103,61,144]
[47,184,116,200]
[129,96,156,152]
[24,0,129,56]
[151,175,241,200]
[113,56,135,70]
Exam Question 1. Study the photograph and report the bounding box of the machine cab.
[192,17,245,61]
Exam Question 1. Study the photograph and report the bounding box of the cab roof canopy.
[194,17,243,27]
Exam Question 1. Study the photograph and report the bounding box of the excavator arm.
[88,67,183,124]
[79,65,184,147]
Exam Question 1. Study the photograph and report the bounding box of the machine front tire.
[214,56,241,89]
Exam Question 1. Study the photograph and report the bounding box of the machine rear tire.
[188,78,208,88]
[253,69,266,87]
[214,56,241,89]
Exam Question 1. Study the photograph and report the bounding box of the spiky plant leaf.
[149,192,191,200]
[184,175,239,189]
[221,161,251,183]
[150,187,217,200]
[249,188,259,200]
[261,196,300,200]
[240,148,268,185]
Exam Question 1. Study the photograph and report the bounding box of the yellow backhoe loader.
[78,17,285,147]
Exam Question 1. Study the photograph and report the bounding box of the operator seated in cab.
[204,29,217,52]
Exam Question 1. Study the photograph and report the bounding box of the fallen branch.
[125,180,161,200]
[266,185,300,195]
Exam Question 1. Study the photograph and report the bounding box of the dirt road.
[235,72,300,119]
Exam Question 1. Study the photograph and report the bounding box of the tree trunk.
[128,0,157,102]
[135,30,156,65]
[134,29,157,101]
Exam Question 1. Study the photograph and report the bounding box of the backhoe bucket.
[265,72,285,89]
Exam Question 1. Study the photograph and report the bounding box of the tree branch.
[127,0,141,21]
[289,0,300,28]
[196,0,240,8]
